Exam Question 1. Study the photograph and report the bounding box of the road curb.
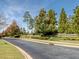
[3,40,33,59]
[22,38,79,48]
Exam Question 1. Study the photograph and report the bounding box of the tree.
[65,16,74,33]
[23,11,34,32]
[0,14,7,29]
[20,27,27,35]
[34,8,46,35]
[34,16,40,34]
[47,9,56,34]
[3,20,21,37]
[35,9,56,35]
[10,20,21,36]
[72,6,79,34]
[58,8,68,33]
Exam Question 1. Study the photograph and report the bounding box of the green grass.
[0,40,25,59]
[20,35,79,41]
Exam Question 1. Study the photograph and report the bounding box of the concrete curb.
[22,38,79,48]
[3,40,33,59]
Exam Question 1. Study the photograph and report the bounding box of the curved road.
[3,38,79,59]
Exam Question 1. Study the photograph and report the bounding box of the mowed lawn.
[0,40,25,59]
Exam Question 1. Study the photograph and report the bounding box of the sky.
[0,0,79,32]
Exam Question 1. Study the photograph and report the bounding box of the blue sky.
[0,0,79,31]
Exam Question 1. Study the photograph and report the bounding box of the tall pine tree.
[58,8,68,33]
[45,9,56,35]
[72,6,79,34]
[35,8,46,35]
[35,9,56,35]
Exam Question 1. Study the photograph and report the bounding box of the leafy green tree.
[42,9,56,35]
[34,16,40,34]
[20,27,27,35]
[35,9,56,35]
[65,16,74,33]
[34,8,46,34]
[23,11,34,32]
[72,6,79,34]
[58,8,68,33]
[47,9,56,34]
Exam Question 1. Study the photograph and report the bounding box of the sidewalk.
[21,38,79,48]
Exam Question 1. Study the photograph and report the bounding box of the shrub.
[31,35,49,40]
[14,35,20,38]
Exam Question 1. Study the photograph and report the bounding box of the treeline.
[33,6,79,35]
[2,6,79,37]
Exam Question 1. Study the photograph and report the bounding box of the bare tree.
[0,13,7,29]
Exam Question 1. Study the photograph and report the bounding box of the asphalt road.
[3,38,79,59]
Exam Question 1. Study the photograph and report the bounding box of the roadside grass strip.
[0,39,25,59]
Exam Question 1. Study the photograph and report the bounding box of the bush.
[20,35,49,40]
[20,35,79,41]
[0,36,2,39]
[14,35,20,38]
[69,37,79,40]
[31,35,49,40]
[49,37,79,41]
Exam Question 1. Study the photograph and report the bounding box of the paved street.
[3,38,79,59]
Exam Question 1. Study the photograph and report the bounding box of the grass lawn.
[0,39,25,59]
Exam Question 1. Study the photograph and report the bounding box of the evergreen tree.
[35,9,56,35]
[58,8,68,33]
[65,16,74,33]
[34,8,46,34]
[45,9,56,35]
[34,16,40,34]
[72,6,79,34]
